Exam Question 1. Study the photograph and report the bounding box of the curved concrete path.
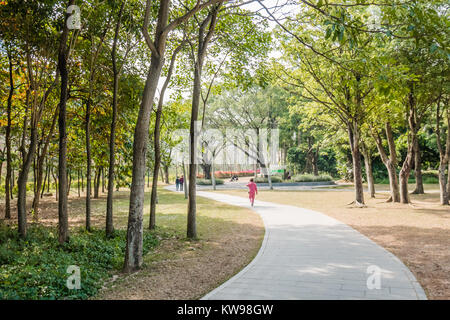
[167,186,427,300]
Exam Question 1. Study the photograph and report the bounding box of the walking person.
[246,178,258,207]
[175,176,180,191]
[179,175,184,192]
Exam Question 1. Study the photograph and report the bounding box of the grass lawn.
[219,187,449,300]
[0,186,264,300]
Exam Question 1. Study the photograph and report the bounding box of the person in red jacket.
[246,178,258,207]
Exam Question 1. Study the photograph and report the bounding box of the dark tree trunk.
[188,7,219,238]
[106,4,123,235]
[67,170,72,196]
[94,166,101,198]
[17,127,38,237]
[312,147,319,176]
[101,167,105,194]
[163,165,169,184]
[57,0,74,244]
[201,163,212,179]
[412,137,424,194]
[41,162,48,198]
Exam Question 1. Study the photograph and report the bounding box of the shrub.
[291,174,333,182]
[0,225,158,300]
[196,178,224,185]
[254,176,283,183]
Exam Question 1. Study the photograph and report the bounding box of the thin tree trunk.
[435,100,449,205]
[41,162,48,198]
[101,167,105,194]
[399,85,417,204]
[183,160,188,200]
[348,121,364,205]
[412,137,424,194]
[94,166,101,198]
[67,170,72,196]
[106,7,124,234]
[371,122,400,202]
[85,99,92,231]
[212,159,216,190]
[361,144,375,198]
[5,49,13,219]
[17,127,38,237]
[78,169,81,197]
[33,108,58,214]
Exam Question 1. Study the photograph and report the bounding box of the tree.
[57,0,75,244]
[124,0,225,273]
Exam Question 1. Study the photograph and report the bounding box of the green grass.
[0,225,158,300]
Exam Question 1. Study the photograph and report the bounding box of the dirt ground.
[220,188,450,300]
[0,188,264,300]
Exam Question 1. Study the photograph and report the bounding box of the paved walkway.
[188,190,427,300]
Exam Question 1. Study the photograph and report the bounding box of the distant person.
[179,176,184,191]
[246,178,258,207]
[175,176,180,191]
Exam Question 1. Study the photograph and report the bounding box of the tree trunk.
[67,170,72,196]
[438,162,448,205]
[212,160,216,190]
[399,85,417,204]
[412,137,424,194]
[101,167,105,194]
[372,123,400,202]
[201,163,212,179]
[124,50,165,273]
[17,127,38,237]
[361,144,375,198]
[5,49,13,219]
[33,109,58,215]
[312,147,319,176]
[106,16,122,235]
[163,165,169,184]
[348,121,364,205]
[41,163,48,198]
[94,166,101,198]
[182,160,188,199]
[85,99,92,231]
[78,169,81,197]
[57,0,74,244]
[435,100,449,205]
